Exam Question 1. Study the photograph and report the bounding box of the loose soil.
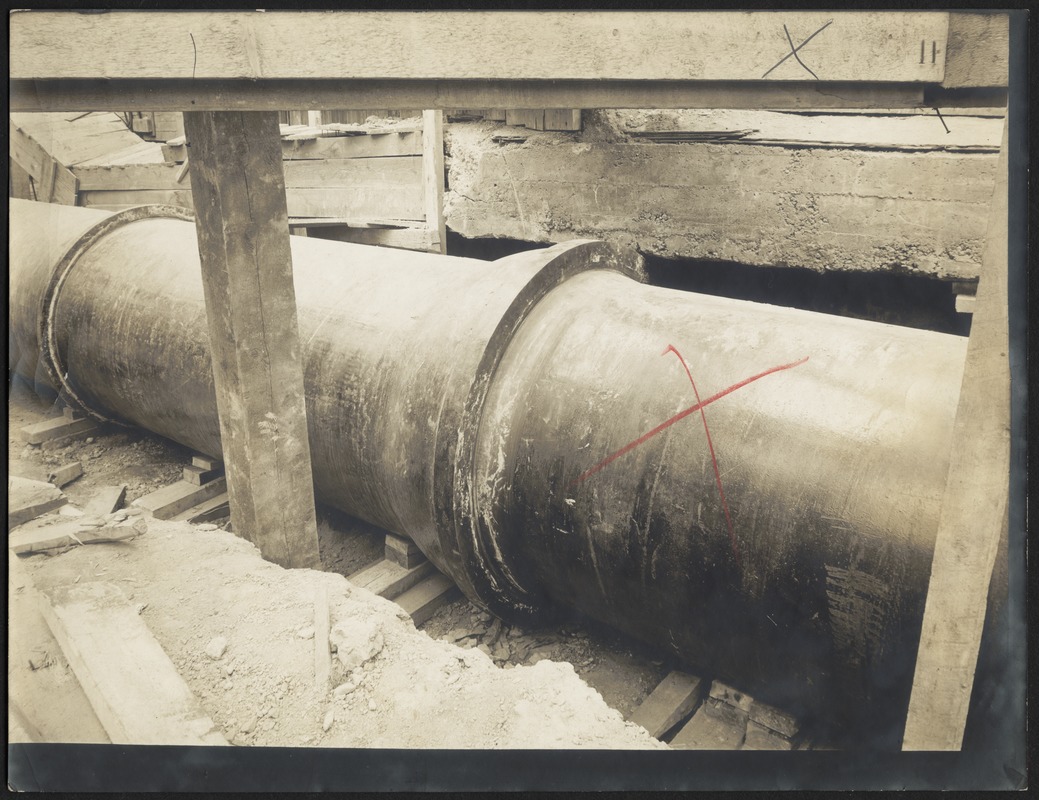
[8,376,669,748]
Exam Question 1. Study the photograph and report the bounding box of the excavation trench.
[10,199,977,737]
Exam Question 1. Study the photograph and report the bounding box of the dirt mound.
[20,518,666,749]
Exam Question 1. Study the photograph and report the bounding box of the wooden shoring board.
[628,671,705,739]
[163,129,423,164]
[348,558,435,601]
[37,580,227,745]
[133,477,227,521]
[10,12,952,84]
[20,416,97,446]
[305,225,436,253]
[182,110,320,570]
[901,118,1010,750]
[76,157,426,223]
[8,476,67,528]
[8,119,79,204]
[11,79,931,114]
[395,573,460,627]
[313,585,331,695]
[168,493,230,525]
[421,110,447,254]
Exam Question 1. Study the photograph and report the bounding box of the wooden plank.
[749,698,800,738]
[72,162,182,191]
[84,485,128,517]
[8,476,67,528]
[46,462,83,488]
[628,671,705,738]
[506,109,532,128]
[283,155,421,186]
[281,132,423,161]
[8,118,79,204]
[286,192,423,228]
[10,78,928,114]
[20,416,97,445]
[620,108,1005,151]
[307,226,435,252]
[385,533,426,569]
[183,110,320,571]
[902,119,1011,751]
[421,110,447,254]
[669,698,748,750]
[151,111,185,141]
[79,188,195,209]
[192,454,222,471]
[348,559,435,601]
[38,581,227,745]
[313,585,331,694]
[10,111,144,167]
[708,679,755,712]
[11,11,950,83]
[75,140,167,167]
[10,158,34,199]
[543,109,582,131]
[167,492,230,524]
[943,13,1009,88]
[395,573,460,627]
[10,518,143,555]
[743,719,795,750]
[132,477,228,520]
[289,218,408,229]
[183,463,224,486]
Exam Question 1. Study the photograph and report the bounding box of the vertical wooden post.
[422,109,447,254]
[182,110,320,570]
[901,117,1010,750]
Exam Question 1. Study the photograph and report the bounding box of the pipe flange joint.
[38,204,196,426]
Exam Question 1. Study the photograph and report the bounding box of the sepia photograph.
[7,7,1029,791]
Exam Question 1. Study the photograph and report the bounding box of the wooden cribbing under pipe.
[182,110,320,569]
[901,118,1010,750]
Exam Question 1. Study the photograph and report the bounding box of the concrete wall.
[444,116,1000,280]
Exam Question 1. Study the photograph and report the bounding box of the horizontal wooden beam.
[11,11,949,83]
[10,78,928,113]
[942,12,1010,88]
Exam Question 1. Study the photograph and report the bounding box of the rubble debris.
[8,475,67,527]
[205,637,229,660]
[329,618,385,672]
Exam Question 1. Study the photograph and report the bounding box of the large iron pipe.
[10,199,968,726]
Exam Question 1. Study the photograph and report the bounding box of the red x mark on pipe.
[568,346,810,564]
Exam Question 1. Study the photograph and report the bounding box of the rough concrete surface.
[445,112,999,279]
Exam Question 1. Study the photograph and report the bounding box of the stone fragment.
[205,636,228,659]
[322,709,335,732]
[329,618,385,672]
